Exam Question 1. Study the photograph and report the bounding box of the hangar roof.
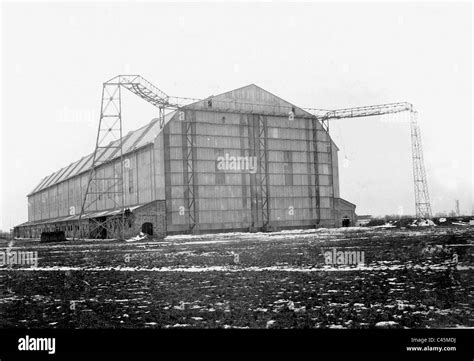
[15,203,145,227]
[28,111,176,196]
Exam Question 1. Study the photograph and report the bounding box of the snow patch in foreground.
[125,232,148,242]
[410,219,437,227]
[375,321,399,328]
[2,264,472,273]
[371,223,396,229]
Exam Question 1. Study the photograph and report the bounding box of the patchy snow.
[223,325,250,329]
[375,321,399,328]
[144,322,158,326]
[165,323,191,328]
[266,320,276,329]
[164,227,376,245]
[125,232,148,242]
[445,325,474,329]
[371,223,396,228]
[3,263,473,273]
[410,219,437,227]
[178,240,235,245]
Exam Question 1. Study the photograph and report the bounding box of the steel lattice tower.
[410,111,432,218]
[75,81,126,240]
[74,75,174,240]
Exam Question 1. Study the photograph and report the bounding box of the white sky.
[1,1,472,230]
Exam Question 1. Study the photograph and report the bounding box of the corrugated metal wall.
[164,108,339,233]
[27,144,156,221]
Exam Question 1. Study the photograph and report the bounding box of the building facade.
[14,84,356,239]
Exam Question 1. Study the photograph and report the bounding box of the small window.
[207,99,213,108]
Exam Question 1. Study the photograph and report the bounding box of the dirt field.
[0,226,472,329]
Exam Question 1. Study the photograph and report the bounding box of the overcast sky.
[1,1,472,230]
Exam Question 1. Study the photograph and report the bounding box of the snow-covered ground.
[0,226,472,329]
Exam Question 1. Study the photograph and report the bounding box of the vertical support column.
[312,118,321,225]
[325,119,336,227]
[305,121,314,221]
[239,115,249,220]
[247,115,259,229]
[118,84,125,241]
[258,115,270,230]
[184,110,197,232]
[163,122,172,231]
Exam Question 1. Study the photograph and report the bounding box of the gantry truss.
[76,75,432,239]
[314,102,432,220]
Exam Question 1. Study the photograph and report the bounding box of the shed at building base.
[14,200,166,240]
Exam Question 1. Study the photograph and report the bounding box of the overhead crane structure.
[75,75,431,240]
[314,102,432,221]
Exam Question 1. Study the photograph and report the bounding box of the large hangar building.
[15,84,356,239]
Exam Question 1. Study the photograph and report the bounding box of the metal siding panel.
[27,197,32,222]
[137,148,152,204]
[154,133,166,200]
